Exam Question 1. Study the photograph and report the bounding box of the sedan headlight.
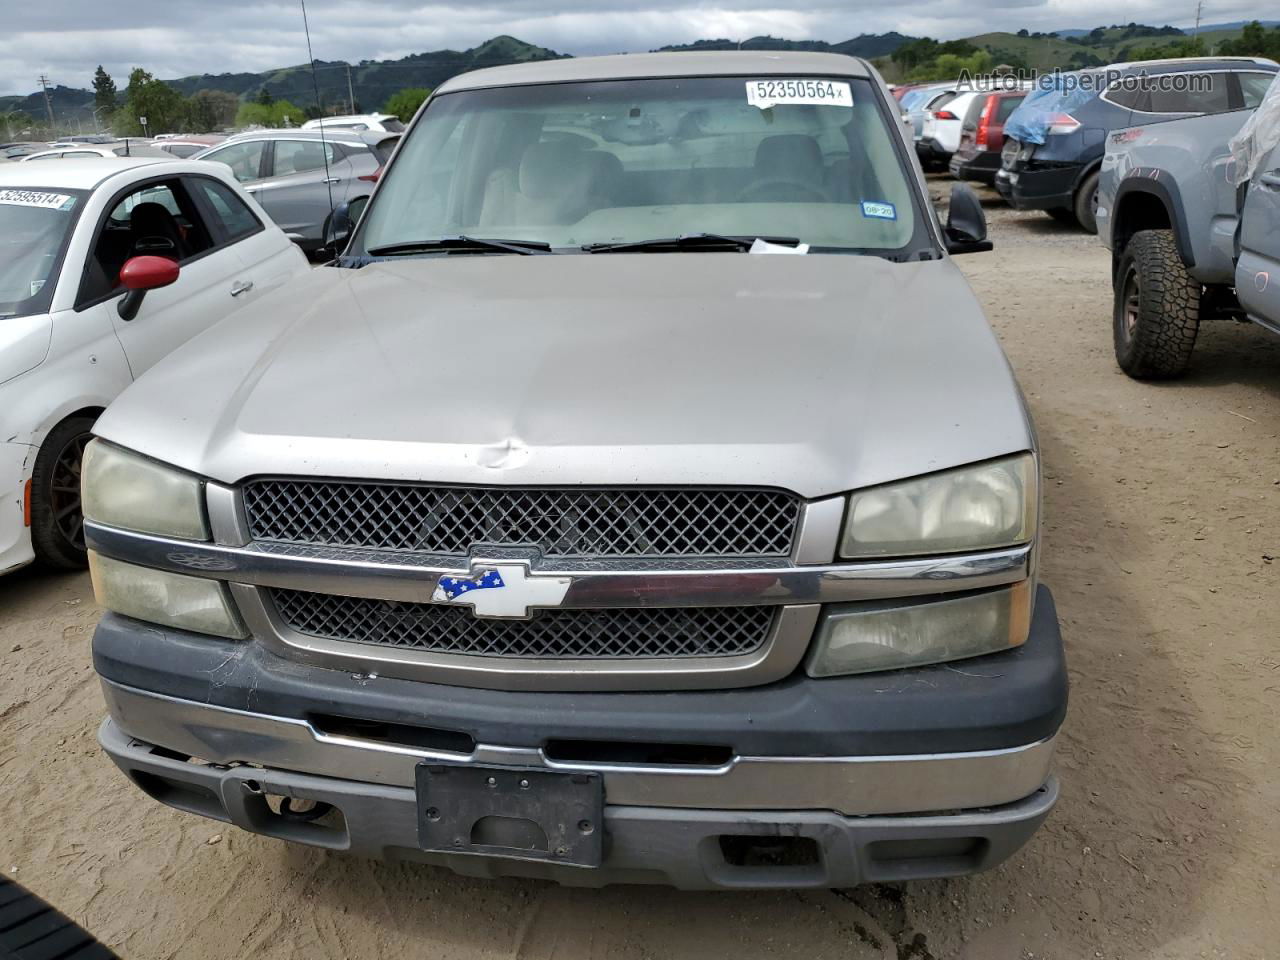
[841,455,1036,559]
[807,581,1032,677]
[89,553,246,639]
[82,440,207,540]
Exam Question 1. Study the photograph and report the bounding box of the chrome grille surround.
[85,484,1033,692]
[270,589,776,660]
[242,480,801,560]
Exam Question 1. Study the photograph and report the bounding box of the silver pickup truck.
[84,52,1066,889]
[1097,77,1280,378]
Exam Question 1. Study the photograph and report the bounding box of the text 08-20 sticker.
[746,79,853,110]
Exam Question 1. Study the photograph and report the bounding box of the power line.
[300,0,336,221]
[38,74,55,128]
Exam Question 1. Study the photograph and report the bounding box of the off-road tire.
[1046,207,1078,226]
[1113,229,1201,379]
[1074,170,1100,234]
[0,875,116,959]
[29,415,97,570]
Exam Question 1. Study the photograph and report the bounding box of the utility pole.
[1194,0,1204,34]
[346,63,355,114]
[38,74,55,130]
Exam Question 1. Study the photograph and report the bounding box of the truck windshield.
[0,188,83,318]
[356,75,927,256]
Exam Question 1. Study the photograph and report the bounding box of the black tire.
[1113,229,1201,379]
[0,875,117,959]
[1046,207,1078,226]
[29,415,96,570]
[1074,170,1100,234]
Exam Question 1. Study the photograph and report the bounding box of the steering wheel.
[735,179,828,203]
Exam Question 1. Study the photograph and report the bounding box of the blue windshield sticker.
[861,201,897,220]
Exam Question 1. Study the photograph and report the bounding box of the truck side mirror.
[944,183,994,255]
[323,195,371,252]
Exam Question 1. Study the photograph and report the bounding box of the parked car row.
[192,127,398,251]
[4,124,401,256]
[900,57,1278,234]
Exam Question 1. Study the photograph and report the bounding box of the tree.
[234,98,304,129]
[1219,21,1280,59]
[0,110,30,140]
[384,87,430,122]
[186,89,238,133]
[92,66,116,120]
[115,68,186,136]
[256,86,274,106]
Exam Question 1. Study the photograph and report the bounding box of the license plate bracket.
[415,763,603,867]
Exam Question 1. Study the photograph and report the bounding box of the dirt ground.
[3,180,1279,960]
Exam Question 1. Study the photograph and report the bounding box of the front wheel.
[29,415,97,570]
[1113,230,1201,379]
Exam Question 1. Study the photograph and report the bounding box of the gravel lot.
[3,180,1279,959]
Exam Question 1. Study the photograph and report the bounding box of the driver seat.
[127,202,187,262]
[752,135,828,199]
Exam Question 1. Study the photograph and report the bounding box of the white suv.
[301,113,405,133]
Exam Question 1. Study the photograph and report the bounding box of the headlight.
[89,552,246,639]
[807,581,1032,677]
[82,441,207,540]
[841,455,1036,559]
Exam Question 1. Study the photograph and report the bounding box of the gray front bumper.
[100,717,1057,890]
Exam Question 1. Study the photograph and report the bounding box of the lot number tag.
[747,79,853,110]
[0,189,75,210]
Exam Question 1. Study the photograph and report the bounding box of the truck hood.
[96,254,1033,499]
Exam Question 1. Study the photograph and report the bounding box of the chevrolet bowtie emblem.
[431,562,572,619]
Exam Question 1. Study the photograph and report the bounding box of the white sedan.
[0,157,308,574]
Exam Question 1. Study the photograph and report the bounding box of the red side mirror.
[119,256,180,292]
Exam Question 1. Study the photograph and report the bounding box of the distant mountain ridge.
[654,33,913,59]
[0,35,567,127]
[1056,19,1279,36]
[1,22,1272,129]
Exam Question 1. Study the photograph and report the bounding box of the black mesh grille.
[243,481,800,559]
[270,589,775,659]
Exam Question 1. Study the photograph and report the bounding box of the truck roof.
[437,51,872,93]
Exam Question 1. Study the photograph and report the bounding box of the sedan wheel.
[30,415,98,570]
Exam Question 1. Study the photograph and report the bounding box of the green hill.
[656,33,913,59]
[162,36,567,112]
[1,36,566,129]
[2,22,1268,133]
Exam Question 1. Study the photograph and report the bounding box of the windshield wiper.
[365,236,552,257]
[582,233,801,253]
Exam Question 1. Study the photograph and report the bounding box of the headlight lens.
[82,441,207,540]
[807,581,1032,677]
[89,552,246,639]
[841,454,1036,559]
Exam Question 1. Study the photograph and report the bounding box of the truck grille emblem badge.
[431,563,572,619]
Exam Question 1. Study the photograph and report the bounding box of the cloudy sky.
[1,0,1260,96]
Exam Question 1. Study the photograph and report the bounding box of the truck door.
[1235,142,1280,333]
